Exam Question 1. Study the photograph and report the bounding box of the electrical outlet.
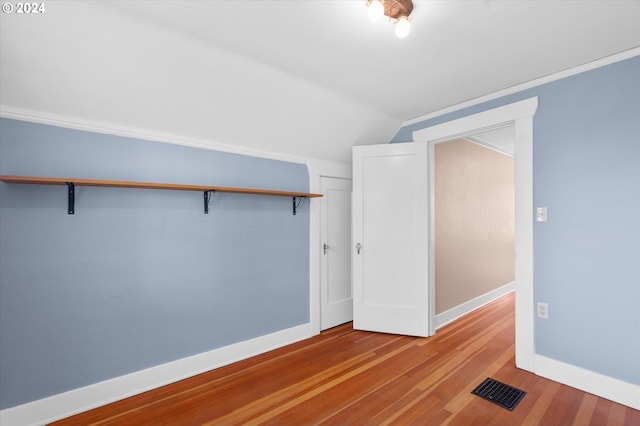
[537,302,549,319]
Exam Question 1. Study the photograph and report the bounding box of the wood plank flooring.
[52,293,640,425]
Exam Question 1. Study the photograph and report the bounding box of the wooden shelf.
[0,175,322,215]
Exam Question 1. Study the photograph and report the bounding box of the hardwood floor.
[52,293,639,425]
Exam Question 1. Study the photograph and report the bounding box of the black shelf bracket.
[292,196,305,216]
[204,190,215,214]
[66,182,75,214]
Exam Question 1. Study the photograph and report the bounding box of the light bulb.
[368,0,384,22]
[394,16,411,38]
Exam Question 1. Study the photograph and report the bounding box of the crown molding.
[0,106,310,165]
[403,47,640,127]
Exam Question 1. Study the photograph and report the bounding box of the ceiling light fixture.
[366,0,414,39]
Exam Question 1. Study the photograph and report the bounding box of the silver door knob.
[356,243,362,254]
[323,243,329,255]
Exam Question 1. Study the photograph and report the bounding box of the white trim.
[435,283,515,330]
[413,97,538,372]
[309,171,322,337]
[412,98,539,144]
[427,141,438,336]
[535,355,640,410]
[0,323,312,426]
[513,114,535,372]
[403,47,640,126]
[0,106,309,165]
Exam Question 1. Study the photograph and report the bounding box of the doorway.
[433,130,515,329]
[319,176,353,330]
[413,97,537,370]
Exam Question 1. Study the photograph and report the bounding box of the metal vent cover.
[471,377,526,411]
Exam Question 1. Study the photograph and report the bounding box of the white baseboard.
[435,282,515,330]
[5,309,637,425]
[0,323,312,426]
[535,354,640,410]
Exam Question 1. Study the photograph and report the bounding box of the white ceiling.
[1,1,639,163]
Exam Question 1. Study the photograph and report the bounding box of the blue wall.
[393,55,640,386]
[0,119,311,409]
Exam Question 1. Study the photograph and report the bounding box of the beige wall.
[435,139,514,314]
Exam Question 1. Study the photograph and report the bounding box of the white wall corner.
[0,323,313,426]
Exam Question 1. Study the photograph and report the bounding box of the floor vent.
[471,377,526,411]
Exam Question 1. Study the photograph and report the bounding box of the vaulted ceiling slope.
[1,1,639,163]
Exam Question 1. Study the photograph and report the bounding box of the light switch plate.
[536,207,548,222]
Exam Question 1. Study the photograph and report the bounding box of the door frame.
[319,175,353,330]
[413,97,538,372]
[308,159,353,336]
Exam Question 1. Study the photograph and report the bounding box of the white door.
[320,177,353,330]
[352,142,432,337]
